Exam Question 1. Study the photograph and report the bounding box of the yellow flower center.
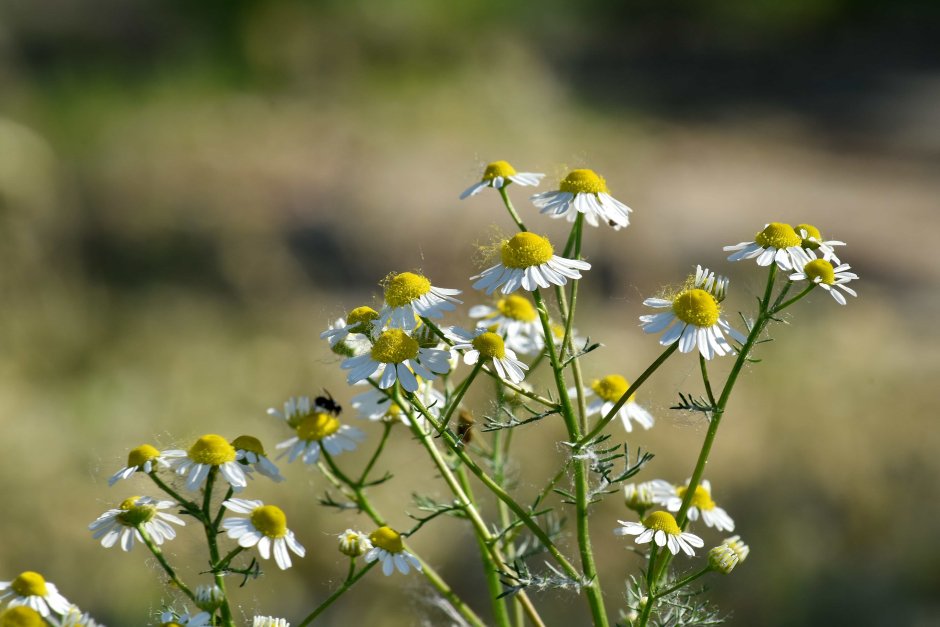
[296,412,341,441]
[558,169,609,195]
[642,511,681,535]
[117,496,156,526]
[672,289,720,327]
[496,294,537,322]
[369,526,404,553]
[591,374,634,403]
[472,332,506,359]
[371,329,419,364]
[677,485,716,511]
[10,572,48,598]
[754,222,801,249]
[482,160,517,181]
[188,434,236,465]
[250,505,288,539]
[0,607,45,627]
[231,435,266,457]
[795,223,822,249]
[384,272,432,308]
[347,306,379,334]
[162,623,184,627]
[501,232,554,269]
[127,444,161,469]
[803,259,836,285]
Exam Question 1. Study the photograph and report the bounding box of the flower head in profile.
[376,272,461,331]
[615,511,704,556]
[252,617,290,627]
[364,526,422,576]
[708,536,750,575]
[450,327,529,384]
[320,306,378,357]
[157,609,212,626]
[0,571,71,617]
[108,443,171,486]
[724,222,813,271]
[163,434,247,492]
[790,259,858,305]
[222,499,306,570]
[342,328,450,392]
[193,585,224,613]
[55,606,104,627]
[651,479,735,532]
[796,223,845,264]
[530,168,632,229]
[338,529,373,558]
[471,232,590,295]
[88,495,185,551]
[460,160,544,199]
[469,294,543,355]
[579,374,654,432]
[623,481,659,514]
[276,411,364,465]
[231,435,284,483]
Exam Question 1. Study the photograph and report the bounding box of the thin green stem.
[772,283,816,312]
[436,361,484,433]
[358,421,392,485]
[296,561,377,627]
[499,185,528,231]
[138,527,198,604]
[653,567,710,599]
[148,473,204,521]
[200,469,234,626]
[699,355,717,408]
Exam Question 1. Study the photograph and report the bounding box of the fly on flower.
[460,160,544,199]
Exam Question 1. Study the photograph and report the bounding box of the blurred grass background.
[1,0,939,625]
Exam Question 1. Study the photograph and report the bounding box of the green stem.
[772,283,816,312]
[138,527,198,604]
[148,473,204,521]
[358,421,392,485]
[201,469,234,627]
[653,567,710,599]
[296,561,377,627]
[499,185,528,232]
[436,361,484,433]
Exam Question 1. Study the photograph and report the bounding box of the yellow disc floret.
[296,412,340,441]
[188,434,237,466]
[501,233,554,269]
[369,526,404,553]
[0,607,45,627]
[672,289,720,327]
[642,511,681,535]
[371,329,419,364]
[347,306,379,334]
[117,496,156,526]
[482,160,517,181]
[231,435,266,456]
[591,374,634,403]
[754,222,801,249]
[250,505,288,539]
[127,444,161,469]
[795,223,822,249]
[10,571,48,598]
[471,332,506,359]
[803,259,836,285]
[496,294,537,322]
[677,485,716,511]
[558,169,609,195]
[384,272,432,308]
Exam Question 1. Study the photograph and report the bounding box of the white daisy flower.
[221,499,306,570]
[530,168,632,230]
[88,495,186,551]
[55,606,104,627]
[157,609,211,626]
[471,232,591,295]
[231,435,284,483]
[640,277,746,360]
[376,272,461,331]
[252,617,290,627]
[319,306,379,357]
[275,411,364,465]
[338,529,373,557]
[450,327,529,384]
[163,434,248,492]
[0,606,46,626]
[0,571,71,617]
[364,527,422,576]
[614,511,704,556]
[107,443,171,486]
[789,259,858,305]
[651,479,735,532]
[342,328,451,393]
[350,384,443,425]
[469,294,543,355]
[623,481,659,513]
[796,223,845,264]
[577,374,654,432]
[723,222,813,271]
[268,395,333,429]
[460,160,544,199]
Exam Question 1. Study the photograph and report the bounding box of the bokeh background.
[1,1,939,625]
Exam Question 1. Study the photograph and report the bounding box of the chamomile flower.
[232,435,284,483]
[107,444,170,486]
[252,617,290,627]
[723,222,813,271]
[469,294,543,355]
[364,527,422,576]
[0,607,45,627]
[338,529,373,557]
[342,328,450,392]
[796,223,845,264]
[221,499,305,570]
[377,272,461,331]
[88,496,185,551]
[651,479,735,532]
[319,306,379,357]
[450,328,528,384]
[157,610,211,626]
[163,434,247,492]
[350,384,443,425]
[460,160,544,199]
[623,481,658,514]
[275,411,364,465]
[471,232,590,295]
[615,511,704,556]
[530,168,632,229]
[640,282,745,360]
[55,606,103,627]
[789,259,858,305]
[576,375,654,432]
[268,396,323,429]
[0,571,71,617]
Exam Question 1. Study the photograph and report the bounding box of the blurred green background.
[1,0,939,625]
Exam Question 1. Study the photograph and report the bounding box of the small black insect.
[315,390,342,416]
